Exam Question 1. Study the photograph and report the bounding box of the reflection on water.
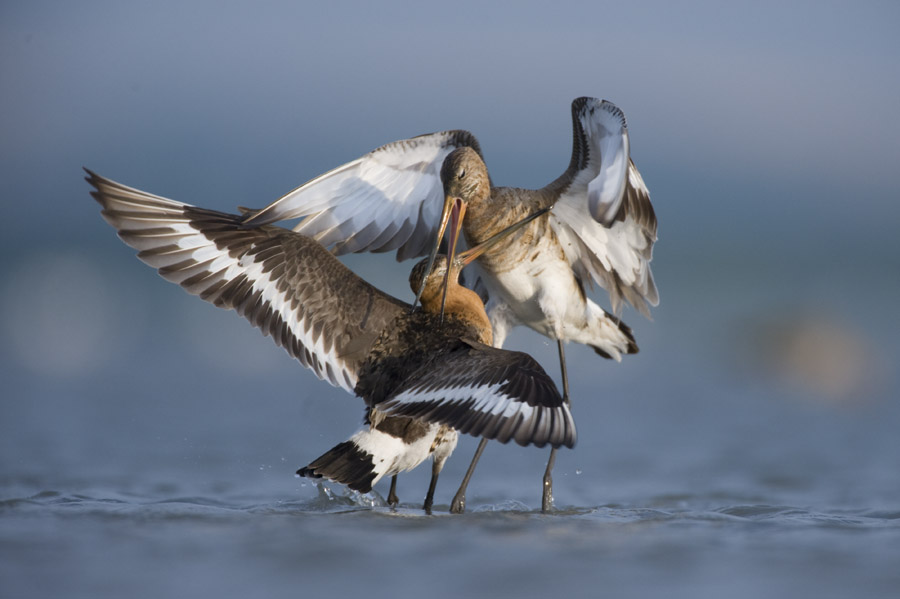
[1,242,898,599]
[2,486,899,599]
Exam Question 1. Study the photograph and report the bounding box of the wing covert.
[378,342,576,449]
[242,130,483,261]
[87,169,408,392]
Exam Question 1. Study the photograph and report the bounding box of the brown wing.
[377,339,576,449]
[87,169,408,392]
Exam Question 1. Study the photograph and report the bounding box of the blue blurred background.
[1,2,898,598]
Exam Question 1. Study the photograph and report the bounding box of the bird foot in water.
[541,474,554,513]
[387,480,399,507]
[450,493,466,514]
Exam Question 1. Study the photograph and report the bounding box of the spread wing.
[87,169,408,393]
[550,97,658,316]
[242,130,483,261]
[378,341,576,449]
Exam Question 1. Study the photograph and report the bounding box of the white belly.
[351,422,460,485]
[481,249,586,340]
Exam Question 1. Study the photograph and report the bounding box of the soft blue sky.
[2,0,898,243]
[1,0,898,388]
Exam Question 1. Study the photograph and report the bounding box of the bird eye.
[458,169,466,179]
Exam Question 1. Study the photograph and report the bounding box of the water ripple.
[3,487,898,531]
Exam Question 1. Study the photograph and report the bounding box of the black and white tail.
[297,439,380,493]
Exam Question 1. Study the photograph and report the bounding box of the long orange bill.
[413,193,460,310]
[438,197,467,323]
[438,205,549,323]
[453,206,550,269]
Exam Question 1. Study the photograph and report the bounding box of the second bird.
[243,97,658,511]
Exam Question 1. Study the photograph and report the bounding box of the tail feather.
[298,418,447,495]
[297,440,378,493]
[585,300,638,361]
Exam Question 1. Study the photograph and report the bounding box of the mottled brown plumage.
[87,169,574,511]
[223,97,658,513]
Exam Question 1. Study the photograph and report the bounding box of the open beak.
[438,196,467,322]
[438,205,549,322]
[454,206,549,269]
[413,194,466,310]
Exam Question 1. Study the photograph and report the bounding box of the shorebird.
[241,97,657,512]
[87,170,574,512]
[298,242,513,510]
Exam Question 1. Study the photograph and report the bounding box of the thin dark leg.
[450,438,488,514]
[557,338,571,404]
[387,475,399,507]
[542,339,571,513]
[542,447,557,512]
[423,461,442,514]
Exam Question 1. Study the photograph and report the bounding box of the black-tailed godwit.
[88,171,573,511]
[241,97,657,511]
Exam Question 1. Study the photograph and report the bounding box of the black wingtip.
[84,169,106,207]
[570,96,627,130]
[571,96,591,114]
